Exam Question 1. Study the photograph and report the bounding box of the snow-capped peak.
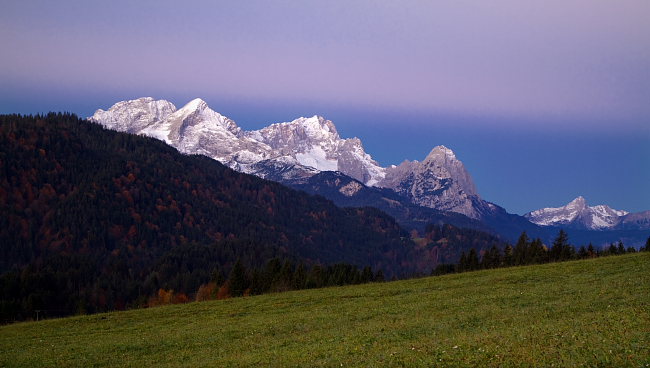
[89,97,176,134]
[245,114,384,184]
[568,196,586,207]
[251,115,340,145]
[524,196,629,230]
[182,97,208,112]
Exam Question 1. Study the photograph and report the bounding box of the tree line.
[435,230,650,275]
[151,258,386,307]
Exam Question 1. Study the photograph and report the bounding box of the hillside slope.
[1,253,648,367]
[0,113,424,318]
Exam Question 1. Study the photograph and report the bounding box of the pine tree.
[607,243,618,256]
[529,238,547,264]
[360,266,373,283]
[503,245,514,266]
[292,263,306,290]
[645,237,650,252]
[551,229,570,261]
[514,232,530,265]
[481,245,502,269]
[467,249,480,271]
[211,268,224,286]
[374,269,385,282]
[277,260,294,291]
[228,259,249,297]
[587,243,596,258]
[578,245,588,259]
[458,251,468,272]
[617,241,626,255]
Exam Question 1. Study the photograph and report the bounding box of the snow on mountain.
[524,196,630,230]
[89,98,488,219]
[91,100,385,185]
[90,97,176,134]
[91,98,273,169]
[246,115,385,185]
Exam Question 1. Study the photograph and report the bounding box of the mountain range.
[525,196,650,231]
[90,97,650,246]
[90,97,483,218]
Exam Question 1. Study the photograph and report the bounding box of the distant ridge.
[90,97,487,219]
[525,196,650,231]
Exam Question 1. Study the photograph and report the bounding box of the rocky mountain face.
[379,146,482,218]
[283,171,493,234]
[90,97,487,218]
[523,196,650,230]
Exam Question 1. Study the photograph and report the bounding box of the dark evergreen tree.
[587,243,596,258]
[306,265,325,289]
[513,232,530,265]
[617,241,626,255]
[292,263,307,290]
[360,266,373,283]
[277,260,294,291]
[551,229,571,261]
[228,259,249,297]
[481,245,502,269]
[457,251,468,272]
[374,269,385,282]
[607,243,618,256]
[578,246,588,259]
[467,249,480,271]
[503,244,514,266]
[529,238,548,264]
[211,268,225,286]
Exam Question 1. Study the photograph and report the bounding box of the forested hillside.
[0,113,424,320]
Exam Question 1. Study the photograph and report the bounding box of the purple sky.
[1,1,649,214]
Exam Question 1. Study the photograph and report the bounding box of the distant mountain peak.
[426,145,456,160]
[379,146,482,218]
[259,115,341,143]
[90,97,176,134]
[183,97,208,109]
[569,196,586,205]
[525,196,630,230]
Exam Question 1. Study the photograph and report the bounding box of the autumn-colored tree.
[195,282,217,302]
[216,281,231,300]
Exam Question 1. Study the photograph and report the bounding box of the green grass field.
[1,253,648,367]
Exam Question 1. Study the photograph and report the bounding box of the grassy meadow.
[1,252,648,367]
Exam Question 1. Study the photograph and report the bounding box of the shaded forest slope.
[0,114,424,317]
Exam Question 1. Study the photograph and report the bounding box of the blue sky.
[1,1,649,214]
